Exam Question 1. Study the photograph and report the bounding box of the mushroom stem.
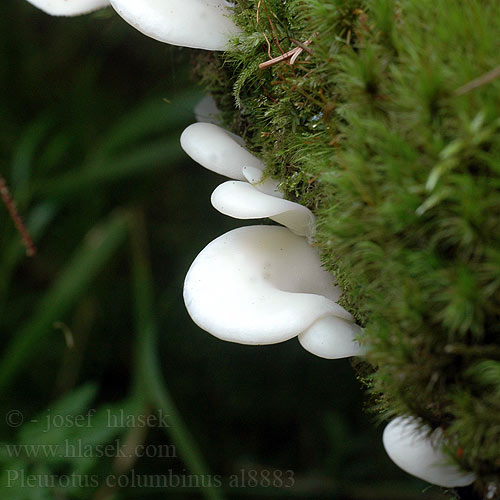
[242,165,282,198]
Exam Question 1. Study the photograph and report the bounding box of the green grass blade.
[10,114,53,194]
[92,89,201,161]
[129,212,226,500]
[31,137,184,201]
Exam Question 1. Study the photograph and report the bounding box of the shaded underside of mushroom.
[383,416,476,488]
[109,0,241,51]
[211,181,315,238]
[181,122,264,180]
[26,0,109,16]
[183,225,354,345]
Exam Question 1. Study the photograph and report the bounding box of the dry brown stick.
[259,46,302,69]
[289,37,314,55]
[290,45,307,65]
[259,38,313,70]
[454,65,500,96]
[0,173,36,257]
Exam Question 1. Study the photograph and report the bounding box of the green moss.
[194,0,500,493]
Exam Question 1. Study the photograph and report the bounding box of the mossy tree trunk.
[194,0,500,497]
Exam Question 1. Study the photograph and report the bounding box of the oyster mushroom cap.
[109,0,241,51]
[298,316,366,359]
[26,0,109,16]
[184,225,353,345]
[211,181,315,238]
[383,416,476,488]
[181,123,263,180]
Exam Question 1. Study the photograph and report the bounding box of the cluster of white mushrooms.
[25,0,477,491]
[181,119,363,358]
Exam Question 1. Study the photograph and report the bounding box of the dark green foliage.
[194,0,500,494]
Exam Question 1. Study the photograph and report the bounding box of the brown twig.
[259,37,314,70]
[0,173,36,257]
[259,46,302,69]
[289,37,314,55]
[454,65,500,96]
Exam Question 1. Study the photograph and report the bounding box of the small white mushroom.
[26,0,109,16]
[109,0,241,51]
[383,416,476,488]
[211,181,315,238]
[184,225,359,351]
[298,316,365,359]
[181,123,263,180]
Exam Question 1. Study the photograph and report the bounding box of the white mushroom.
[184,225,360,355]
[211,181,315,238]
[109,0,241,51]
[181,122,263,180]
[26,0,109,16]
[298,316,365,359]
[383,416,476,488]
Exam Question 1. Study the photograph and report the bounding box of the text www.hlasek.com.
[4,440,176,459]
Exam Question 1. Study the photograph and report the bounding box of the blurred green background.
[0,1,450,499]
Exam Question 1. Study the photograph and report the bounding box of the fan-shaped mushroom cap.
[211,181,315,238]
[184,225,354,345]
[109,0,241,51]
[181,123,264,180]
[26,0,109,16]
[298,316,365,359]
[242,165,282,198]
[383,416,476,488]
